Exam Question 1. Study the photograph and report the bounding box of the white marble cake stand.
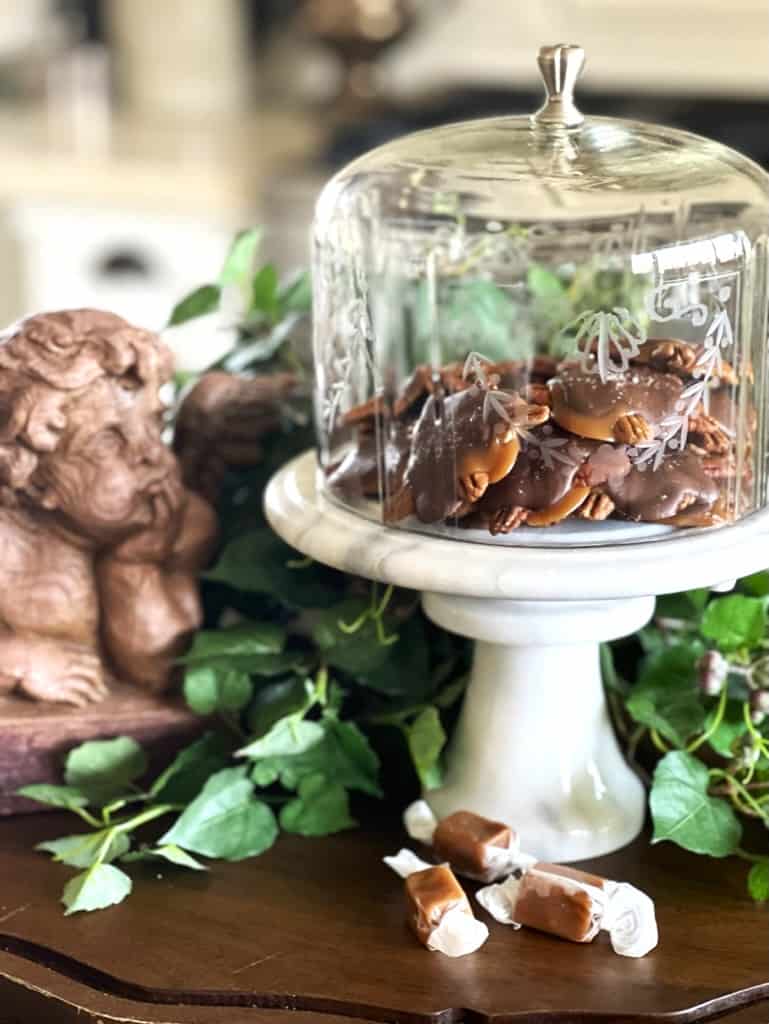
[265,451,769,862]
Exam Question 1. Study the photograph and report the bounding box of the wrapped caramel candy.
[384,849,489,957]
[477,861,658,958]
[404,800,526,882]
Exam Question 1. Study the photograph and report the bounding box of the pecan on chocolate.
[577,490,615,521]
[530,355,558,381]
[461,471,492,503]
[383,484,416,523]
[643,339,698,375]
[488,505,530,535]
[392,362,469,419]
[687,412,731,456]
[700,453,737,480]
[613,413,654,445]
[525,382,551,407]
[342,395,385,427]
[525,401,550,427]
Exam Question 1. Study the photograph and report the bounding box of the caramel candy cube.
[433,810,514,882]
[405,864,472,946]
[514,867,605,943]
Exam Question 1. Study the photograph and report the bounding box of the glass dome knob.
[532,43,586,130]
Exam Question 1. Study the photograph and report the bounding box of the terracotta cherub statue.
[0,309,218,707]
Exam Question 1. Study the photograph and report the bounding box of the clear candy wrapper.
[384,847,489,958]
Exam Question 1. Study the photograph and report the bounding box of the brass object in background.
[298,0,416,114]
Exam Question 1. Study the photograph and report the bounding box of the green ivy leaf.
[406,707,446,790]
[121,845,207,870]
[204,530,341,608]
[159,767,277,861]
[358,616,432,698]
[655,590,709,622]
[278,271,312,316]
[527,264,565,301]
[279,773,356,836]
[62,864,132,915]
[64,738,148,804]
[747,861,769,902]
[184,664,254,716]
[248,719,381,796]
[250,265,279,320]
[650,751,742,857]
[626,643,706,746]
[168,284,221,326]
[238,719,324,759]
[313,599,395,677]
[706,700,748,758]
[149,733,233,805]
[37,830,130,869]
[180,621,285,663]
[218,228,262,288]
[17,784,90,810]
[248,678,314,737]
[701,594,767,652]
[740,572,769,598]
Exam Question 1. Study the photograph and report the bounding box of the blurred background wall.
[0,0,765,328]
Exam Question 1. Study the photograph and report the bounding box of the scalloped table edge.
[1,938,768,1024]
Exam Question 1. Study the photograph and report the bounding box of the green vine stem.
[735,847,769,864]
[650,728,670,753]
[708,769,769,821]
[338,583,399,646]
[687,685,728,754]
[71,807,103,830]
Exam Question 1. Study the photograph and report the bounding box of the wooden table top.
[0,812,766,1024]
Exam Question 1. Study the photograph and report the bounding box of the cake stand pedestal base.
[422,592,651,860]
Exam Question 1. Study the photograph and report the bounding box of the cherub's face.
[35,371,183,546]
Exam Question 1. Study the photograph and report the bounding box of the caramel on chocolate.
[405,864,472,947]
[433,810,514,883]
[549,364,683,443]
[473,428,624,533]
[607,448,719,522]
[405,386,521,523]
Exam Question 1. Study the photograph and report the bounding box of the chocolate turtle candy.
[403,386,529,523]
[473,428,631,534]
[549,364,683,445]
[606,448,719,524]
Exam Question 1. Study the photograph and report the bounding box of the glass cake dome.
[311,44,769,546]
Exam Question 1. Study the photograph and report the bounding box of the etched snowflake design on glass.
[462,351,578,469]
[320,293,375,433]
[560,307,647,382]
[629,282,735,471]
[519,425,577,469]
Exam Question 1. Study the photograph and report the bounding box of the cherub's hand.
[18,640,108,708]
[109,476,186,564]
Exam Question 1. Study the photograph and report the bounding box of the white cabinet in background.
[8,202,237,330]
